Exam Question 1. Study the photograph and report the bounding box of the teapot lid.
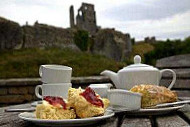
[121,55,158,71]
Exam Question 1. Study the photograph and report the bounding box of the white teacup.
[89,83,112,98]
[39,65,72,83]
[35,83,72,99]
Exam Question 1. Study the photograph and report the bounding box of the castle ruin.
[70,3,97,35]
[69,2,132,61]
[144,36,156,43]
[0,3,132,61]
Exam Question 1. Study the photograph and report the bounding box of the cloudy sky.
[0,0,190,40]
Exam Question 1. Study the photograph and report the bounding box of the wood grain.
[160,79,190,89]
[0,103,119,127]
[156,115,189,127]
[178,104,190,122]
[121,117,151,127]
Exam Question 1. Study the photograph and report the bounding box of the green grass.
[125,42,154,64]
[0,48,125,78]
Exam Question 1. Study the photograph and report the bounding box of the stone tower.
[76,3,97,35]
[69,5,75,28]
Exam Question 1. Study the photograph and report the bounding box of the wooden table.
[0,100,190,127]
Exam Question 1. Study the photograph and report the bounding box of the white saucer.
[125,105,185,115]
[31,101,42,107]
[18,110,115,127]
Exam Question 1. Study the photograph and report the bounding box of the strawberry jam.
[43,96,66,109]
[80,87,104,107]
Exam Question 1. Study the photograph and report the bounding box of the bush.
[144,37,190,65]
[74,30,89,51]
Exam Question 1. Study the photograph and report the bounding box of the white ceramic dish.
[31,101,42,107]
[18,110,114,127]
[89,84,110,98]
[35,83,72,99]
[108,89,142,111]
[101,55,176,90]
[122,105,185,115]
[39,65,72,83]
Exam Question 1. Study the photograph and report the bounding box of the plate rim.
[138,104,185,112]
[18,109,115,123]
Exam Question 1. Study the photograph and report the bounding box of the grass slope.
[128,42,154,63]
[0,48,125,79]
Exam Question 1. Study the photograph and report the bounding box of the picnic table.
[0,98,190,127]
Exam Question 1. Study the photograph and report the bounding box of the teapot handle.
[160,69,176,89]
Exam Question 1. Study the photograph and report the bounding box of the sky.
[0,0,190,40]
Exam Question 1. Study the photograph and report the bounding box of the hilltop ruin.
[0,3,132,61]
[70,3,98,35]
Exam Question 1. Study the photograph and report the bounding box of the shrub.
[144,37,190,65]
[74,30,89,51]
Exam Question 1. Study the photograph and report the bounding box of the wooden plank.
[156,115,189,127]
[160,79,190,89]
[0,120,33,127]
[121,117,151,127]
[0,76,111,87]
[161,69,190,78]
[156,54,190,68]
[178,104,190,122]
[178,97,190,100]
[0,103,31,113]
[95,116,118,127]
[0,103,118,127]
[175,90,190,98]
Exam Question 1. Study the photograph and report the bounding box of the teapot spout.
[100,70,119,88]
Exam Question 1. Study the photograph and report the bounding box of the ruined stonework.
[92,29,132,61]
[0,17,22,50]
[22,22,79,50]
[0,17,79,51]
[70,3,97,35]
[144,36,156,43]
[0,2,132,61]
[70,5,75,28]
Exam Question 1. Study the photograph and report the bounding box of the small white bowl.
[89,84,109,98]
[89,83,113,89]
[108,89,142,111]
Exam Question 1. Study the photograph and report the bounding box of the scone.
[68,87,110,118]
[130,84,177,108]
[36,96,76,119]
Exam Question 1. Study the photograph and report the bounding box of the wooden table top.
[0,101,190,127]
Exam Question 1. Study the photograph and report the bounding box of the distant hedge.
[74,30,89,51]
[144,37,190,65]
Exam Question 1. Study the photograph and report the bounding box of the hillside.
[127,42,154,63]
[0,48,125,78]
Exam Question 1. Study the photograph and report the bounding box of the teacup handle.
[39,66,43,77]
[35,85,42,99]
[160,69,176,89]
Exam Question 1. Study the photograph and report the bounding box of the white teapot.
[101,55,176,90]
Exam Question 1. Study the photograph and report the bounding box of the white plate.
[31,101,42,107]
[125,105,185,116]
[18,110,115,127]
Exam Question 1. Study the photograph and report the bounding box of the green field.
[0,48,125,78]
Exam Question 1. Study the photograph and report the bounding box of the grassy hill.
[0,48,125,79]
[126,42,154,64]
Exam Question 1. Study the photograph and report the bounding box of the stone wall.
[75,3,97,35]
[0,76,111,105]
[0,17,22,50]
[0,17,79,51]
[0,86,36,105]
[144,36,156,44]
[92,29,132,61]
[22,23,79,50]
[0,16,132,61]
